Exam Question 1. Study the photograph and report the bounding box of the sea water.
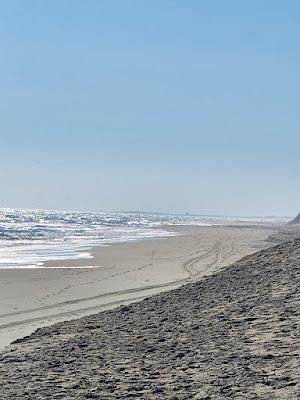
[0,208,287,268]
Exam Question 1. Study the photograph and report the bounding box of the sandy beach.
[0,223,276,349]
[0,229,299,399]
[2,2,299,398]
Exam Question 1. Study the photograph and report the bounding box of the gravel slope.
[0,240,299,399]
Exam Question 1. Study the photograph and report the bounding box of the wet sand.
[0,224,276,349]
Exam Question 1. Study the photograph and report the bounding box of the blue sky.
[0,1,299,216]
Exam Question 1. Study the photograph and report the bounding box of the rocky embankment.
[0,240,300,399]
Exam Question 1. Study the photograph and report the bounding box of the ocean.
[0,208,287,268]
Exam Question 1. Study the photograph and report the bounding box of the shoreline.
[0,223,278,349]
[1,234,299,398]
[0,221,279,271]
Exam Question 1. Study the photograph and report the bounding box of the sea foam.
[0,208,288,268]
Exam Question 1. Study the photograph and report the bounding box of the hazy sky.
[0,1,299,216]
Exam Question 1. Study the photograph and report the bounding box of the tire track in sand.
[0,236,250,339]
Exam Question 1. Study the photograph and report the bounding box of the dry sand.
[0,224,276,349]
[0,233,299,399]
